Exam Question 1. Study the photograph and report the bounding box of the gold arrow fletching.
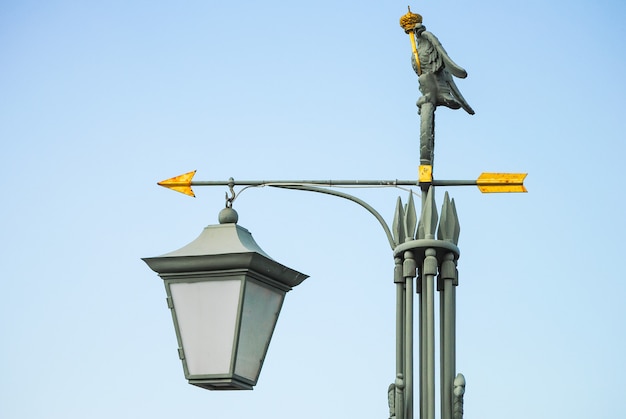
[477,172,527,193]
[157,170,197,197]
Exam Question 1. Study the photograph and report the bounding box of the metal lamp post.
[143,207,308,390]
[143,7,527,419]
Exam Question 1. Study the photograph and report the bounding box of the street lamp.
[143,207,308,390]
[143,8,527,419]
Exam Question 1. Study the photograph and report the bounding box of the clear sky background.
[2,1,625,418]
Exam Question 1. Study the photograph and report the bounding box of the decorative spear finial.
[437,192,461,245]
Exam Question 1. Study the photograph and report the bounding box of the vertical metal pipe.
[395,257,405,381]
[451,260,458,400]
[419,183,429,419]
[394,256,405,419]
[451,285,456,380]
[440,253,457,419]
[444,279,454,419]
[419,272,425,419]
[423,248,438,419]
[439,273,445,419]
[425,272,435,419]
[442,282,452,419]
[403,251,416,419]
[405,275,414,419]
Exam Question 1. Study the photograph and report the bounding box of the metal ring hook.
[225,177,236,208]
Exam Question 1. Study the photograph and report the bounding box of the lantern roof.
[143,221,308,289]
[161,223,272,258]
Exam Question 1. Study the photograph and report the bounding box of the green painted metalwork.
[270,184,397,250]
[392,187,462,419]
[145,8,530,419]
[453,373,466,419]
[438,192,460,244]
[403,250,416,419]
[393,197,407,246]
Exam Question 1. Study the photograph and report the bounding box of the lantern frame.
[143,221,308,390]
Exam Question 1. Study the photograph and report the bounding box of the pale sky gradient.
[2,1,626,418]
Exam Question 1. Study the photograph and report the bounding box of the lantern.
[143,208,308,390]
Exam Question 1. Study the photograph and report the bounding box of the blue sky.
[2,1,626,418]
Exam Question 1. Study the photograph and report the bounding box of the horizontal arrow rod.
[185,180,480,187]
[157,171,527,197]
[195,180,418,186]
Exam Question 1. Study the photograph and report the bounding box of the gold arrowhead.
[157,170,196,197]
[477,172,527,193]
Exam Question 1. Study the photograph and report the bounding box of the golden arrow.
[157,170,197,197]
[475,172,527,193]
[157,170,527,197]
[418,165,527,193]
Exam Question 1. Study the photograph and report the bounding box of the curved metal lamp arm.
[270,184,396,250]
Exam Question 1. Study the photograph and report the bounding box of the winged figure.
[400,8,474,165]
[412,24,474,115]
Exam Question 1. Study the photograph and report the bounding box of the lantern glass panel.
[235,280,285,381]
[169,279,242,375]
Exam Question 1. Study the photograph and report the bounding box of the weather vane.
[156,11,526,201]
[400,6,474,182]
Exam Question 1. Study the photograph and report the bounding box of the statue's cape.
[420,30,468,79]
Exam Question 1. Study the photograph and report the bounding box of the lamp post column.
[403,251,417,419]
[422,248,437,419]
[439,252,457,419]
[394,256,406,419]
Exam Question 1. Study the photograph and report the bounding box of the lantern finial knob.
[218,207,239,224]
